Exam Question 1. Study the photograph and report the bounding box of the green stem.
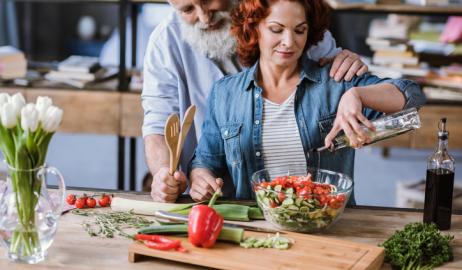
[208,189,222,207]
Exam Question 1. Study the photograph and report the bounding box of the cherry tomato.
[328,197,343,209]
[86,197,97,208]
[75,198,86,209]
[277,192,286,202]
[98,195,111,207]
[66,194,76,205]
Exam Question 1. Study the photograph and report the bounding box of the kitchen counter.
[1,192,462,270]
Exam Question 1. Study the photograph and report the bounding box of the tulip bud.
[1,102,17,128]
[21,103,39,132]
[42,106,63,132]
[11,93,26,117]
[0,93,11,107]
[36,96,52,123]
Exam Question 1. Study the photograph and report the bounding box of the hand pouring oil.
[423,118,455,230]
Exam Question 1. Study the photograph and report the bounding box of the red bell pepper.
[188,190,224,248]
[135,234,185,251]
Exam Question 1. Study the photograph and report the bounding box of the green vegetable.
[111,197,263,221]
[239,233,293,250]
[138,224,244,244]
[380,222,454,269]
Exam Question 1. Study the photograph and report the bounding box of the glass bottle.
[423,118,455,230]
[313,107,421,152]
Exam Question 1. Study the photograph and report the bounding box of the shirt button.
[224,130,229,136]
[256,151,261,157]
[255,120,260,125]
[255,93,260,98]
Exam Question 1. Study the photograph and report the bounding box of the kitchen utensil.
[173,105,196,172]
[164,114,180,175]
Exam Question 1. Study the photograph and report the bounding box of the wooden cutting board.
[128,231,384,270]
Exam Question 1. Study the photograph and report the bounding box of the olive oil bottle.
[423,118,455,230]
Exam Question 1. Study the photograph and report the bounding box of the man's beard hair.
[180,11,236,60]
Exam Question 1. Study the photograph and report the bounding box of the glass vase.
[0,163,65,264]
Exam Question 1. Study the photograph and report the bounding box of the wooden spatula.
[164,114,180,175]
[172,105,196,172]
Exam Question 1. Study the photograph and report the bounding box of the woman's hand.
[324,87,376,149]
[189,168,224,201]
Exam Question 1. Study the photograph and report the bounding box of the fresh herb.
[72,209,154,239]
[380,222,454,269]
[239,233,294,250]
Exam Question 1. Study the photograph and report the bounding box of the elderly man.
[142,0,368,202]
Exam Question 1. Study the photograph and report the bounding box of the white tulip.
[0,93,11,107]
[21,103,39,132]
[42,106,63,132]
[11,93,26,117]
[35,96,52,123]
[1,102,17,128]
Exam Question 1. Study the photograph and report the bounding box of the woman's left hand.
[324,88,375,149]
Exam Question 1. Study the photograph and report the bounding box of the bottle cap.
[438,118,448,140]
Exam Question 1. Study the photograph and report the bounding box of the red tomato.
[75,198,86,209]
[98,195,111,207]
[277,192,286,202]
[328,197,343,209]
[66,194,76,205]
[86,198,97,208]
[336,194,346,203]
[259,182,269,189]
[269,200,278,208]
[296,187,311,197]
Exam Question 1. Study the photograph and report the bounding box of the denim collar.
[243,57,323,91]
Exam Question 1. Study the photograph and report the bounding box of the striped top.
[261,92,307,175]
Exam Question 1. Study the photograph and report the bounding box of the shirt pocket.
[318,113,337,140]
[220,123,243,165]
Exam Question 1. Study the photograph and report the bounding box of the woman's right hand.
[189,168,223,201]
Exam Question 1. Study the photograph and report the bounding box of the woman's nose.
[281,32,295,48]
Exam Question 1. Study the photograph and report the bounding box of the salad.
[254,174,348,232]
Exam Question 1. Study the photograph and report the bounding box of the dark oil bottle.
[423,118,455,230]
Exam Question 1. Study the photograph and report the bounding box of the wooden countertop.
[1,192,462,269]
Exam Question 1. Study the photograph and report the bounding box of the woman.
[188,0,426,203]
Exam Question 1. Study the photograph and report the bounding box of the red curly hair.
[231,0,331,67]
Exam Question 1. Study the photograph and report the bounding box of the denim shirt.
[190,58,426,202]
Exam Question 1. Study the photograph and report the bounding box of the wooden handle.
[172,105,196,172]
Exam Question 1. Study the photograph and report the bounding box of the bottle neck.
[437,137,448,152]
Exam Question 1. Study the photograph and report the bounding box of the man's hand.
[189,168,223,201]
[150,167,187,202]
[324,87,375,149]
[320,49,368,82]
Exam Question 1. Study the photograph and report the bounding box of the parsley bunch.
[380,222,454,269]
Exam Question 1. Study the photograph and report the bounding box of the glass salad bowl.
[251,167,353,233]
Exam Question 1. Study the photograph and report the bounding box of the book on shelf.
[46,68,107,82]
[423,86,462,102]
[0,46,27,79]
[372,53,419,66]
[44,67,118,89]
[366,37,409,47]
[413,72,462,90]
[369,64,429,79]
[58,55,101,73]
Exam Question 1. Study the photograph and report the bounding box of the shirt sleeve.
[189,83,227,177]
[344,73,427,119]
[141,27,181,137]
[306,30,342,61]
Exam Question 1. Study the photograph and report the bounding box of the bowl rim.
[252,166,354,195]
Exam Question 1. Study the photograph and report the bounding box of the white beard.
[180,11,236,60]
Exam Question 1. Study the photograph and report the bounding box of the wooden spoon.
[164,114,180,175]
[173,105,196,172]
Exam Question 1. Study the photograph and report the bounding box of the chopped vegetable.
[138,224,244,244]
[255,174,347,232]
[188,190,224,248]
[240,233,294,250]
[380,222,454,269]
[135,234,185,252]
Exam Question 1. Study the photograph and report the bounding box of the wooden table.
[1,193,462,270]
